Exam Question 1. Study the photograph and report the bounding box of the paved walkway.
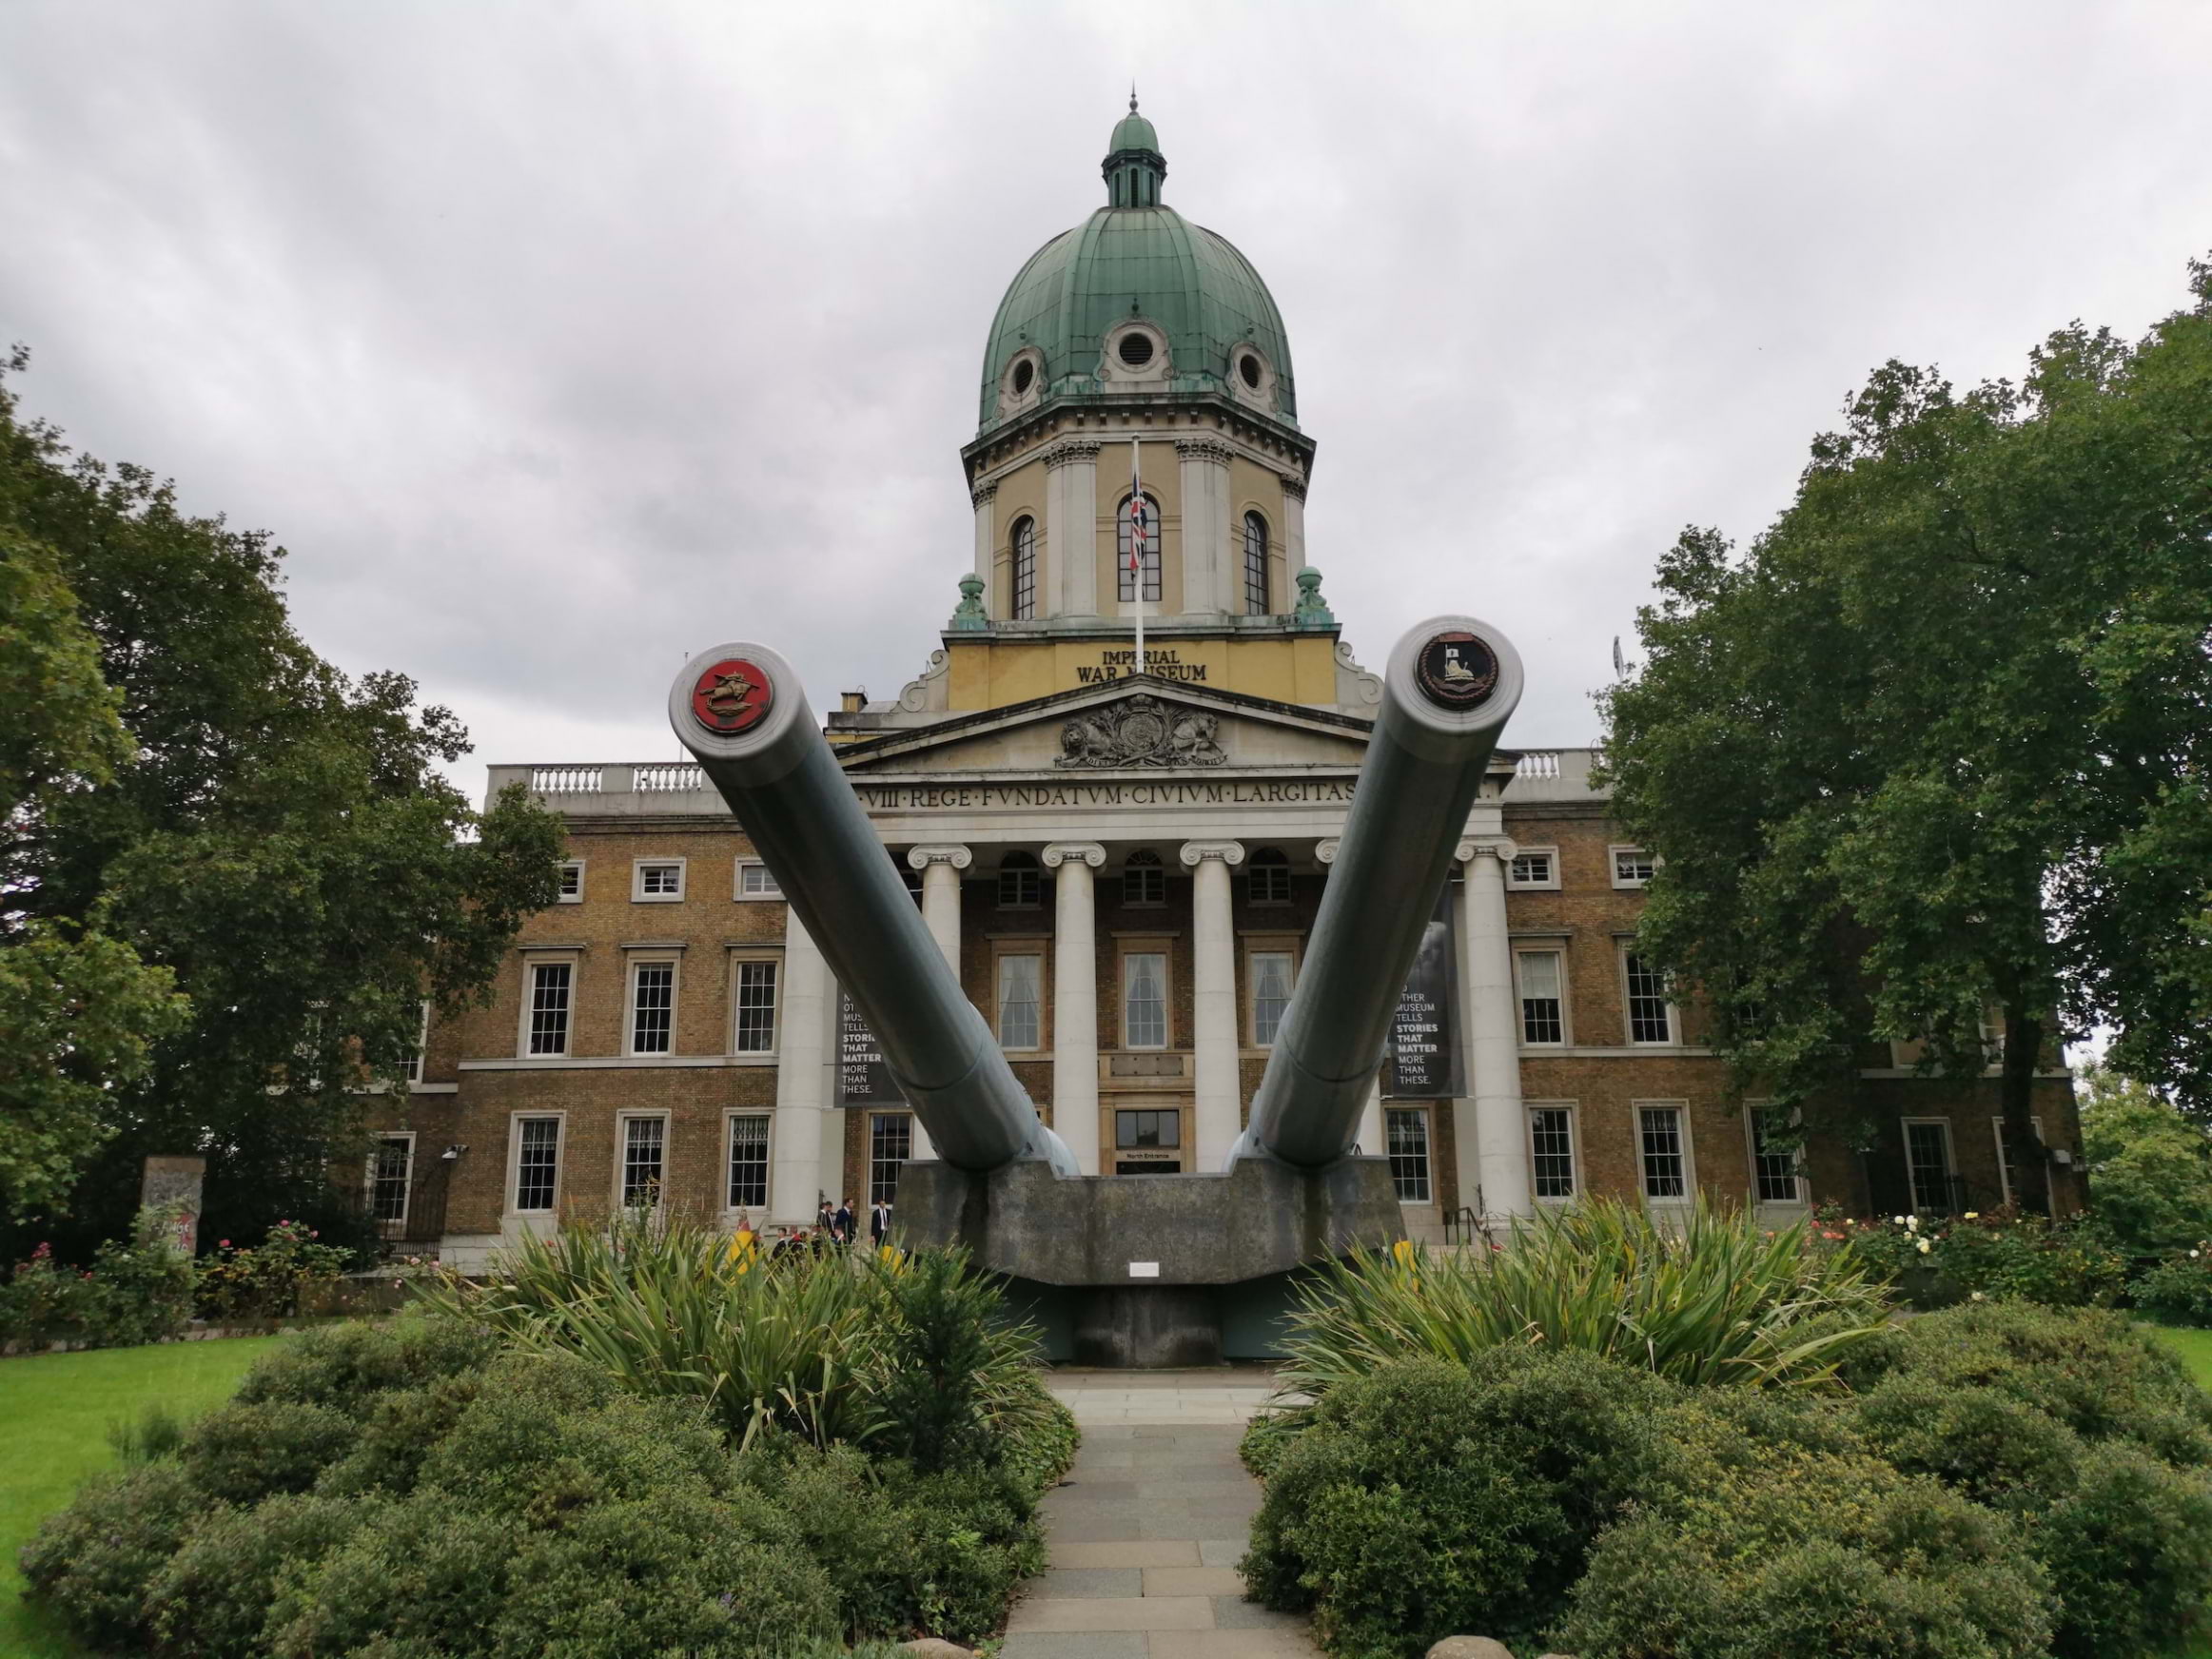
[1002,1370,1320,1658]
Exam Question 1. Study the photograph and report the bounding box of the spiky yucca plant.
[425,1214,1053,1456]
[1274,1196,1889,1410]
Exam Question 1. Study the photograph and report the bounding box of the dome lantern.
[1104,92,1165,208]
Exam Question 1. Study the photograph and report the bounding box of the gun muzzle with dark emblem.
[1233,614,1523,1170]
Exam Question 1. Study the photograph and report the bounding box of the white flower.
[1906,1215,1920,1232]
[1916,1239,1932,1255]
[1971,1291,1986,1301]
[1892,1216,1907,1226]
[2193,1250,2202,1259]
[1964,1211,1980,1220]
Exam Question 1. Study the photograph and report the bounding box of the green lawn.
[2151,1324,2212,1393]
[0,1337,277,1659]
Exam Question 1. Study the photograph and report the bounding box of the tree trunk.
[2001,1006,2053,1218]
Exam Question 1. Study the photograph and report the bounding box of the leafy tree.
[1,524,189,1214]
[2077,1064,2212,1256]
[0,349,564,1250]
[1599,259,2212,1213]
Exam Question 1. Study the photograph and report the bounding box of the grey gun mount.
[668,644,1077,1177]
[1232,614,1523,1170]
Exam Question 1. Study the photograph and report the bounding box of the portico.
[726,693,1531,1236]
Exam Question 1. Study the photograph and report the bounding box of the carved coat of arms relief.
[1054,694,1227,769]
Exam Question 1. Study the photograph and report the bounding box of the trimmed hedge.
[21,1301,1076,1656]
[1242,1300,2212,1659]
[1558,1448,2053,1659]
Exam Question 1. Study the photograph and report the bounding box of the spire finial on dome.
[1104,96,1164,207]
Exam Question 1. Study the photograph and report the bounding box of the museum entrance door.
[1107,1098,1190,1175]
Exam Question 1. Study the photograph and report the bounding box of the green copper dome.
[977,103,1297,434]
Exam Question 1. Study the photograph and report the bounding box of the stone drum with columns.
[368,101,2086,1332]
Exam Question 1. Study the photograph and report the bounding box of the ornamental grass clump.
[421,1214,1063,1463]
[1272,1196,1889,1410]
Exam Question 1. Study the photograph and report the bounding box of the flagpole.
[1132,436,1145,677]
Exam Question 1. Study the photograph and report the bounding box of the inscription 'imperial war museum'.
[1074,648,1207,683]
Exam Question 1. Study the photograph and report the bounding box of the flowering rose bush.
[2132,1244,2212,1327]
[194,1218,353,1321]
[0,1207,197,1349]
[1818,1205,2126,1309]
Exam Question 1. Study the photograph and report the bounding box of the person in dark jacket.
[870,1200,891,1245]
[832,1199,854,1246]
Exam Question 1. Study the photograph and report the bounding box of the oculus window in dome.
[976,99,1298,435]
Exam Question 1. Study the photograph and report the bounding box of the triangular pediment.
[836,676,1373,777]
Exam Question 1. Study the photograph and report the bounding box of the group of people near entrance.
[726,1200,891,1259]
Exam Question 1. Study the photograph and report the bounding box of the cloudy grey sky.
[5,1,2210,795]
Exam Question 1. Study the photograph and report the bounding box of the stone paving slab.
[1008,1596,1218,1632]
[1051,1542,1201,1570]
[999,1376,1320,1659]
[1143,1567,1246,1596]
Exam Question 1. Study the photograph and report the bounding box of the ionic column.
[1043,842,1105,1176]
[969,480,996,596]
[1176,438,1234,615]
[1181,840,1245,1171]
[772,910,830,1227]
[1043,440,1101,617]
[1458,838,1531,1220]
[905,844,972,1161]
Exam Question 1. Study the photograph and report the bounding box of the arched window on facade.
[1123,848,1165,906]
[1246,846,1291,906]
[1117,494,1163,604]
[1243,511,1270,615]
[1009,516,1036,621]
[998,850,1041,908]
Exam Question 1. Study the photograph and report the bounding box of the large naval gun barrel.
[1233,614,1523,1171]
[667,644,1076,1176]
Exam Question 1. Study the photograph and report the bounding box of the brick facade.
[366,782,2081,1259]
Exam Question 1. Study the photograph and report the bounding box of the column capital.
[1175,436,1235,465]
[1041,842,1106,869]
[1314,837,1340,865]
[1457,835,1518,865]
[969,479,998,508]
[906,843,972,871]
[1179,839,1245,869]
[1043,439,1103,471]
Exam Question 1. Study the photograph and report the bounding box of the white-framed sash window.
[1527,1103,1579,1201]
[617,1114,667,1208]
[368,1132,414,1227]
[1637,1103,1693,1201]
[1123,951,1168,1049]
[997,953,1043,1050]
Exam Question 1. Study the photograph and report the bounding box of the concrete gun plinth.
[891,1154,1401,1364]
[670,614,1520,1366]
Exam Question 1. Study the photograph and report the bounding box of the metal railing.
[1441,1203,1497,1248]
